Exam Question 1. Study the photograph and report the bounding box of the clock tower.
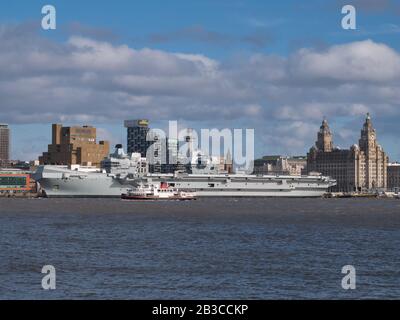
[358,113,387,190]
[359,113,376,151]
[307,114,387,193]
[316,118,333,152]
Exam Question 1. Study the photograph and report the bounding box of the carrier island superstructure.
[33,145,336,198]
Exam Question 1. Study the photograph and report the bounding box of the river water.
[0,198,399,299]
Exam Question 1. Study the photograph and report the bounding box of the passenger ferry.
[121,182,196,201]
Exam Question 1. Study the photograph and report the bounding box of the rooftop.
[261,155,283,161]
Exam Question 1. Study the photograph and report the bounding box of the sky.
[1,0,400,161]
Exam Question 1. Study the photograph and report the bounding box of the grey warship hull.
[34,166,336,198]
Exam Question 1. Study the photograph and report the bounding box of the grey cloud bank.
[1,23,400,159]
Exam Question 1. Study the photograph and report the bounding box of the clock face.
[370,134,375,140]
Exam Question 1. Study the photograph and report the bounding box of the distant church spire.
[316,118,333,152]
[224,148,233,173]
[225,148,232,164]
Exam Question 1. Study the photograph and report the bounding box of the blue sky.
[2,0,399,56]
[1,0,400,161]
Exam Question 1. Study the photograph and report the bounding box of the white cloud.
[1,24,400,158]
[290,40,400,82]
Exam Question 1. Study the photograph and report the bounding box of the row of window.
[0,176,27,186]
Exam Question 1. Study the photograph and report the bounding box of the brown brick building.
[39,124,109,167]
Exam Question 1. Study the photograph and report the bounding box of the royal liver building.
[307,114,388,192]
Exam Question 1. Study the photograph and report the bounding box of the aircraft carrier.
[33,145,336,198]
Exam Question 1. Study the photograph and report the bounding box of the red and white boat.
[121,182,196,201]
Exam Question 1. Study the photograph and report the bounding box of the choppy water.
[0,198,399,299]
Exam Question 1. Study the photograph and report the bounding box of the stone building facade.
[307,114,388,192]
[253,155,307,176]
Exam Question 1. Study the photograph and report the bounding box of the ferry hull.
[121,195,196,201]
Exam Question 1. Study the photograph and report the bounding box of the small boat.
[121,182,196,201]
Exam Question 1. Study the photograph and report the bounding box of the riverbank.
[325,192,400,199]
[0,192,39,198]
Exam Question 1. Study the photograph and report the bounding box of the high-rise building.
[146,134,181,174]
[125,120,184,173]
[124,119,150,157]
[184,128,195,159]
[165,138,179,171]
[0,124,10,166]
[307,114,388,192]
[39,124,109,167]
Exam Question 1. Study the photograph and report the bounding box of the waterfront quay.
[325,192,400,199]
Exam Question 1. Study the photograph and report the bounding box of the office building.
[0,124,10,166]
[124,119,151,157]
[147,134,181,174]
[39,124,109,167]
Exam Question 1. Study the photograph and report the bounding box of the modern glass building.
[124,120,182,173]
[124,119,151,157]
